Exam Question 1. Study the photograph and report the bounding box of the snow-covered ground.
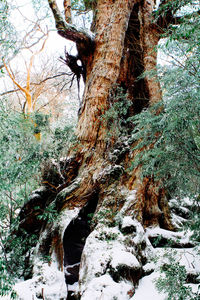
[1,196,199,300]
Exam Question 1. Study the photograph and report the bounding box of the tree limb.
[3,61,27,94]
[0,73,70,97]
[47,0,94,45]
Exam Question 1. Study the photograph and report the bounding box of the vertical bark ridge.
[139,0,162,105]
[63,0,72,23]
[77,0,135,148]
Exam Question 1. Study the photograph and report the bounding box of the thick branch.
[47,0,94,45]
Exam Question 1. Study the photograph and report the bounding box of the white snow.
[11,207,81,300]
[121,216,137,228]
[131,272,166,300]
[56,206,80,239]
[2,194,199,300]
[79,224,142,298]
[111,250,140,270]
[123,190,137,212]
[171,213,186,228]
[81,274,133,300]
[13,260,67,300]
[145,226,192,246]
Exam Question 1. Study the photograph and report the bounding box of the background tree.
[0,2,78,292]
[0,0,51,69]
[3,27,49,115]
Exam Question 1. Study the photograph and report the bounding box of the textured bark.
[18,0,177,296]
[63,0,72,23]
[42,0,175,257]
[77,0,162,145]
[77,0,135,146]
[140,0,162,105]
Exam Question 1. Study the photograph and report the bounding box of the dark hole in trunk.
[63,192,98,298]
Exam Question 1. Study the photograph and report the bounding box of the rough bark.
[16,0,179,298]
[63,0,72,23]
[77,0,135,146]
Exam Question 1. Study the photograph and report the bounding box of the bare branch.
[0,73,70,97]
[47,0,94,45]
[3,31,49,113]
[3,61,27,94]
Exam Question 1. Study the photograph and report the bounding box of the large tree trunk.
[17,1,177,299]
[73,0,171,230]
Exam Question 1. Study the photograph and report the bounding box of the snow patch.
[79,224,142,298]
[12,207,80,300]
[146,226,192,246]
[13,258,67,300]
[131,272,166,300]
[111,250,140,269]
[81,274,133,300]
[121,216,137,228]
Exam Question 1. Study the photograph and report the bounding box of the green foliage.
[93,207,117,227]
[101,85,131,140]
[186,195,200,242]
[0,258,16,298]
[37,201,58,222]
[154,0,196,20]
[98,230,119,242]
[0,106,41,192]
[0,98,75,297]
[0,103,41,295]
[131,11,200,199]
[155,252,197,300]
[0,0,18,64]
[33,112,49,134]
[0,230,38,298]
[0,105,42,198]
[49,124,76,159]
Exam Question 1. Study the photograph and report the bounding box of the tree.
[5,0,200,299]
[46,0,181,231]
[3,27,49,115]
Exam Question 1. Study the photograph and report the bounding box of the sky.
[1,0,77,92]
